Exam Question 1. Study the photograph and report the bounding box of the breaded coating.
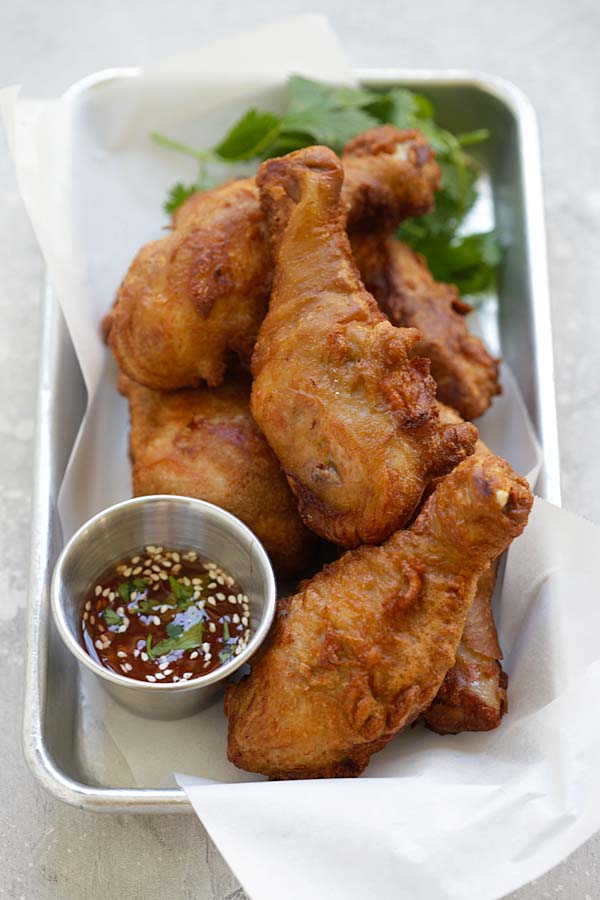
[352,234,501,420]
[119,373,316,577]
[252,145,477,548]
[104,127,440,391]
[225,454,533,780]
[424,558,507,734]
[423,401,507,733]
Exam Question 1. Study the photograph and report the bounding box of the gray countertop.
[1,1,599,897]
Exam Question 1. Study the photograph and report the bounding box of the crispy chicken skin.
[251,145,477,548]
[105,127,440,391]
[424,558,507,734]
[424,401,507,733]
[225,454,533,780]
[118,373,316,577]
[352,234,501,420]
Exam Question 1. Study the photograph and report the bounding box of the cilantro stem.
[151,131,215,162]
[146,634,154,660]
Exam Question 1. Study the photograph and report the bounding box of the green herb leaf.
[222,620,230,642]
[219,644,235,664]
[215,109,281,161]
[117,579,148,604]
[287,75,375,114]
[146,634,154,660]
[164,182,199,215]
[169,575,195,605]
[402,231,500,297]
[102,607,123,627]
[151,620,205,659]
[166,621,184,640]
[282,106,378,153]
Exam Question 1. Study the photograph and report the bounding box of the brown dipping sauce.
[80,545,252,683]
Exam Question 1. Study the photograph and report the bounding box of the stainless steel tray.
[25,68,561,813]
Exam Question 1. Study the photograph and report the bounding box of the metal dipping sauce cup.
[51,495,276,719]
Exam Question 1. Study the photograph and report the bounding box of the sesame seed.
[163,559,172,568]
[116,565,126,574]
[203,661,210,668]
[232,614,240,623]
[97,623,105,633]
[94,586,102,597]
[90,615,96,625]
[117,651,127,658]
[155,546,163,554]
[133,649,140,658]
[132,566,142,576]
[172,564,182,574]
[131,556,140,564]
[172,675,180,682]
[152,616,161,626]
[159,660,169,670]
[141,652,149,662]
[216,576,225,585]
[228,595,236,602]
[159,571,168,580]
[151,564,160,573]
[164,669,173,676]
[117,606,124,615]
[242,617,248,627]
[83,611,89,622]
[189,651,199,660]
[208,582,217,589]
[155,672,165,680]
[208,597,216,606]
[182,672,193,680]
[94,640,103,650]
[172,552,180,563]
[145,675,156,682]
[146,545,156,554]
[209,622,216,633]
[202,642,210,652]
[123,567,132,577]
[85,600,92,611]
[143,569,152,576]
[109,591,116,602]
[182,576,191,586]
[150,573,159,582]
[216,592,225,601]
[102,588,110,597]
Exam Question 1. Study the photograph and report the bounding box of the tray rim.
[24,65,561,813]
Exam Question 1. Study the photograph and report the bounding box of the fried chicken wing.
[105,127,440,391]
[119,373,316,576]
[351,234,501,420]
[251,145,477,548]
[423,401,507,733]
[225,454,533,780]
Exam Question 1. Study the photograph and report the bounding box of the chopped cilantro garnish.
[101,607,123,627]
[150,620,205,659]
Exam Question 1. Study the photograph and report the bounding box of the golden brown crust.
[119,373,317,576]
[105,127,441,392]
[251,145,477,548]
[352,234,501,420]
[225,454,533,780]
[342,126,440,231]
[423,558,508,734]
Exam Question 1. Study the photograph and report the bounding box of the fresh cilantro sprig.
[152,75,499,296]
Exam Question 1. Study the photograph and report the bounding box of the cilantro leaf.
[286,75,375,113]
[164,182,198,215]
[166,621,184,639]
[402,231,500,297]
[169,575,195,605]
[219,644,236,664]
[215,109,281,161]
[150,620,205,659]
[117,578,148,604]
[102,607,123,627]
[282,106,378,153]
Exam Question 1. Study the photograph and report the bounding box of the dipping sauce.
[80,545,252,683]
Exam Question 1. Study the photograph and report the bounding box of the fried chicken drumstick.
[119,373,316,576]
[251,145,477,548]
[424,402,507,733]
[226,454,533,780]
[352,234,501,420]
[105,127,440,391]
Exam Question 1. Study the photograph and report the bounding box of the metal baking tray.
[24,68,561,812]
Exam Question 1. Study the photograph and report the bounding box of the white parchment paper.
[3,17,599,900]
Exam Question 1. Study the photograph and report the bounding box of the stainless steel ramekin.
[51,495,276,719]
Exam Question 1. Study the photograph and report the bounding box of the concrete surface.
[1,1,599,897]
